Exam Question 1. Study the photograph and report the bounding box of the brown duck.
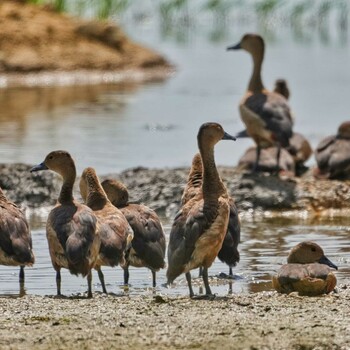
[101,179,166,287]
[0,187,34,288]
[272,241,338,296]
[182,153,240,278]
[79,168,133,293]
[227,34,293,171]
[314,121,350,180]
[167,122,236,298]
[31,151,100,298]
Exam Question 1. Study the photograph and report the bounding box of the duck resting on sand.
[273,241,338,296]
[167,122,236,298]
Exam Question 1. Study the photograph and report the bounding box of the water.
[0,6,349,296]
[0,216,349,297]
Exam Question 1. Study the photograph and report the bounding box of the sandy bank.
[0,288,349,349]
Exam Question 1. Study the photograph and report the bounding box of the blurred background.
[1,0,350,174]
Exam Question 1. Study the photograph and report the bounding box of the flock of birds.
[0,33,343,298]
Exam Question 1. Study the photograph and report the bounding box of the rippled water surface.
[0,7,350,297]
[0,216,349,297]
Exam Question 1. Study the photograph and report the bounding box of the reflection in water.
[0,216,348,297]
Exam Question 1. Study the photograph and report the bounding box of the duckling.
[272,241,338,296]
[227,34,293,172]
[0,187,34,287]
[182,153,240,278]
[167,122,236,298]
[79,168,133,294]
[101,179,166,287]
[314,121,350,180]
[30,151,100,298]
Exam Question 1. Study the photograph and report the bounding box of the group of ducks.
[0,33,342,298]
[229,33,350,180]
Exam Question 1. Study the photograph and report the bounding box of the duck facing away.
[314,121,350,180]
[31,151,100,298]
[101,179,166,287]
[79,168,133,293]
[167,122,236,298]
[0,187,34,289]
[272,241,338,296]
[182,153,240,278]
[227,34,293,172]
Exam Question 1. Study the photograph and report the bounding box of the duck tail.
[65,235,91,277]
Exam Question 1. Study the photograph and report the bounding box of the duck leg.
[56,269,61,296]
[275,144,281,173]
[123,264,130,286]
[229,267,233,277]
[97,267,107,294]
[253,145,261,172]
[87,270,93,298]
[202,267,213,296]
[152,270,156,288]
[186,272,194,298]
[198,267,203,277]
[19,266,25,283]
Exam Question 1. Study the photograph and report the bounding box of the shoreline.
[0,289,349,349]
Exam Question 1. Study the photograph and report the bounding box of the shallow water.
[0,7,350,297]
[0,216,348,297]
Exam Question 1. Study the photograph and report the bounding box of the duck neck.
[58,167,76,205]
[248,51,264,93]
[0,188,7,203]
[85,177,108,211]
[199,142,226,204]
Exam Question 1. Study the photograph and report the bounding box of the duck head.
[287,241,338,270]
[337,121,350,139]
[101,179,129,208]
[30,150,75,178]
[227,33,265,57]
[197,122,236,149]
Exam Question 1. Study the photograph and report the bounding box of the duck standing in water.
[31,151,100,298]
[227,34,293,172]
[182,153,240,278]
[167,122,236,298]
[79,168,133,293]
[0,187,35,290]
[314,121,350,180]
[101,179,166,287]
[273,241,338,296]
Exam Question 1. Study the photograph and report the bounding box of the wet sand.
[0,287,349,350]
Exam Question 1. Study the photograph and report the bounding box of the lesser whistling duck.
[30,151,100,298]
[273,78,313,174]
[273,241,338,296]
[79,167,133,293]
[314,121,350,180]
[167,122,236,298]
[0,187,34,288]
[182,153,240,278]
[227,34,293,172]
[101,179,166,287]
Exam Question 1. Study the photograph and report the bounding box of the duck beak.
[319,255,338,270]
[30,162,48,173]
[222,132,236,141]
[227,42,241,51]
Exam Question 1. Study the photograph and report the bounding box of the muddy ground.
[2,163,350,220]
[0,287,349,350]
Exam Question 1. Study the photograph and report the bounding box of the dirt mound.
[0,1,170,73]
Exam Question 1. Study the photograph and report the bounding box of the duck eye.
[311,247,316,252]
[49,156,53,160]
